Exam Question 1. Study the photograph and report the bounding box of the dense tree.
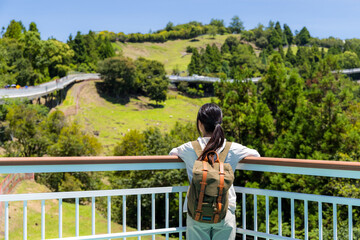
[47,121,101,156]
[98,56,137,96]
[135,58,169,104]
[188,48,201,75]
[209,18,225,28]
[215,73,275,154]
[296,27,311,46]
[165,21,174,31]
[269,28,282,48]
[228,15,244,34]
[259,54,286,117]
[338,51,360,69]
[3,20,24,39]
[4,102,49,157]
[207,25,217,38]
[29,22,39,34]
[285,46,296,65]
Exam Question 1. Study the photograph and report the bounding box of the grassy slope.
[57,81,210,154]
[3,180,173,240]
[114,34,307,74]
[114,34,241,74]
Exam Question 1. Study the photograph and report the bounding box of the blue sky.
[0,0,359,42]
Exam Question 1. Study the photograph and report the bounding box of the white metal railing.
[168,75,261,83]
[0,74,100,102]
[1,156,360,239]
[2,186,187,240]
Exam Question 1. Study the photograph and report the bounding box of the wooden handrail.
[0,156,359,171]
[0,156,181,166]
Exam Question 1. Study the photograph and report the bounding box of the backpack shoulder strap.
[191,141,202,158]
[219,142,232,162]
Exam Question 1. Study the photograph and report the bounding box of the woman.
[170,103,260,240]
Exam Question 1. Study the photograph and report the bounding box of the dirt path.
[61,81,92,117]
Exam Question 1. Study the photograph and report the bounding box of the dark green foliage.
[255,36,269,48]
[165,21,174,31]
[3,20,24,39]
[214,53,360,236]
[283,24,293,45]
[135,58,169,104]
[47,121,102,156]
[285,46,296,65]
[0,21,75,86]
[215,68,275,155]
[2,101,101,158]
[4,102,49,157]
[29,22,39,34]
[98,56,137,96]
[269,29,282,48]
[67,31,115,72]
[296,27,311,46]
[188,36,266,78]
[188,48,201,75]
[0,102,104,194]
[338,51,360,69]
[228,15,244,34]
[185,45,193,53]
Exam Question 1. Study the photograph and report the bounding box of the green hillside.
[114,34,241,74]
[57,80,210,154]
[3,180,173,240]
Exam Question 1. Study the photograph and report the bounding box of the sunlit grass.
[116,34,241,74]
[57,81,210,154]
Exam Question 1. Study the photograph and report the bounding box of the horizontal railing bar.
[238,163,360,179]
[237,228,300,240]
[0,155,359,169]
[0,186,189,202]
[47,227,187,240]
[1,155,360,169]
[2,156,360,178]
[0,163,186,174]
[0,155,181,166]
[235,187,360,206]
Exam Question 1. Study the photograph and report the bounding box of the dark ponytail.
[196,103,225,163]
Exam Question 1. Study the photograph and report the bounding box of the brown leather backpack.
[187,141,234,223]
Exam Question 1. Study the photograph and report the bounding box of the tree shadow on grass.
[189,38,200,42]
[147,103,164,109]
[94,81,130,105]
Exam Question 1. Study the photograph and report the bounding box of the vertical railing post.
[304,200,308,240]
[23,201,27,240]
[179,192,183,240]
[242,193,246,240]
[318,202,322,240]
[254,195,257,240]
[75,198,79,237]
[333,203,337,240]
[5,201,8,240]
[165,193,169,240]
[59,199,62,239]
[266,195,269,239]
[137,194,141,240]
[41,200,45,240]
[349,205,353,240]
[92,197,96,235]
[107,196,111,236]
[123,195,126,240]
[152,193,155,240]
[278,197,282,236]
[291,198,295,239]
